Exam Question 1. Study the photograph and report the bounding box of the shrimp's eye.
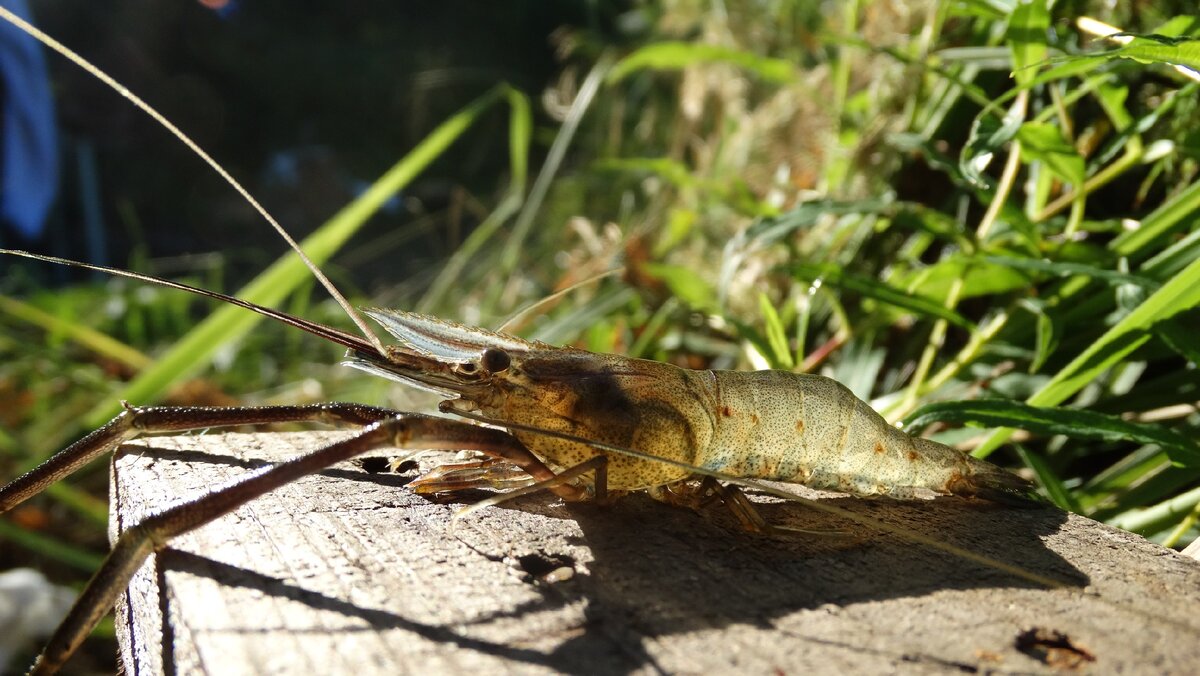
[481,348,511,373]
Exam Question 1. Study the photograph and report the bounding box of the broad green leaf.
[791,262,974,329]
[894,256,1030,302]
[654,209,699,257]
[643,263,719,314]
[608,42,796,84]
[1148,16,1200,39]
[1007,0,1050,87]
[968,32,1195,148]
[1094,79,1133,132]
[905,399,1200,467]
[1110,35,1200,71]
[1017,122,1084,186]
[1036,35,1200,87]
[960,103,1025,188]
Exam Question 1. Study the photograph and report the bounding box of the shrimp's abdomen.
[701,371,1036,504]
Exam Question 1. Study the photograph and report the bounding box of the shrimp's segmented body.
[355,310,1033,504]
[701,370,1023,500]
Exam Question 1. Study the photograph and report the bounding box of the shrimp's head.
[344,309,545,400]
[346,309,699,489]
[346,309,641,418]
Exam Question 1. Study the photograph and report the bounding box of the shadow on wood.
[108,431,1200,674]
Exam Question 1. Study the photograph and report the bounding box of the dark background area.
[9,0,611,294]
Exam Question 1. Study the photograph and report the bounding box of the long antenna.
[0,6,389,358]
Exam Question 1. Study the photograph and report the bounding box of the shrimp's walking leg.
[649,477,760,529]
[1,403,579,514]
[408,457,539,495]
[21,412,576,675]
[410,452,613,502]
[708,482,853,537]
[653,478,851,538]
[452,455,611,523]
[703,481,774,533]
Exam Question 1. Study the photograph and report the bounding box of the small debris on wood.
[1015,627,1096,671]
[516,552,577,585]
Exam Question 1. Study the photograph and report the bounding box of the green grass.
[1,0,1198,650]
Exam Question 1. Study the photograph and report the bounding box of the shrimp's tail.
[954,455,1045,507]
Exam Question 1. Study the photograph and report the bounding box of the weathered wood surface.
[111,430,1200,675]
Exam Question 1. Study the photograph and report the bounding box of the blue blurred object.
[0,0,58,239]
[210,0,241,21]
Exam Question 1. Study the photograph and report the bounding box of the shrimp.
[0,260,1032,510]
[351,308,1034,506]
[0,8,1043,673]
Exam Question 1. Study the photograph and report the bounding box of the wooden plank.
[110,430,1200,674]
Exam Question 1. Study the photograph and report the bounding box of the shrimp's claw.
[408,457,535,495]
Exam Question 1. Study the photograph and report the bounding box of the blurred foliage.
[2,0,1200,666]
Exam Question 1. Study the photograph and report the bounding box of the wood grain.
[110,431,1200,674]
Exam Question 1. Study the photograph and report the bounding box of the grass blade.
[910,399,1200,467]
[0,520,104,572]
[758,292,794,370]
[608,42,796,84]
[791,262,974,329]
[973,243,1200,458]
[984,255,1159,289]
[0,296,151,370]
[81,87,511,430]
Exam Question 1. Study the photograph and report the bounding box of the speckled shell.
[472,350,999,497]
